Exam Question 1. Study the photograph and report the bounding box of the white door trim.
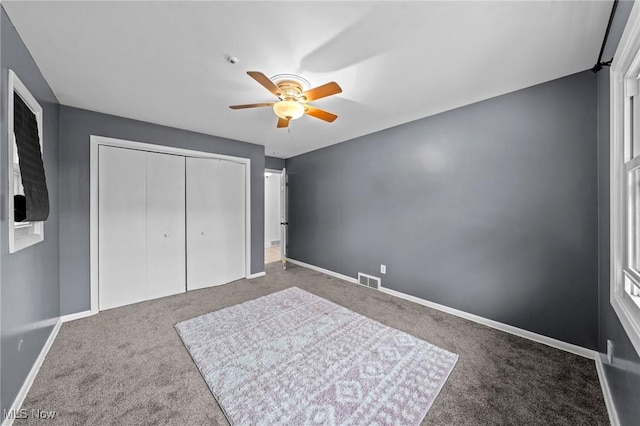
[90,135,252,314]
[280,167,288,268]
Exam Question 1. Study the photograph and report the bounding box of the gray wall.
[596,1,640,424]
[286,70,599,349]
[59,106,265,315]
[0,7,60,416]
[265,156,285,171]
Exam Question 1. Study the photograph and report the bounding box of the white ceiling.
[3,1,612,158]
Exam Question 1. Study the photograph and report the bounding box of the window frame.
[7,69,44,253]
[611,3,640,357]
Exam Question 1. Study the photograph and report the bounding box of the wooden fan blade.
[277,117,289,128]
[304,105,338,122]
[247,71,282,98]
[301,82,342,102]
[229,103,274,109]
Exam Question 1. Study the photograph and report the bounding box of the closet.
[98,145,246,311]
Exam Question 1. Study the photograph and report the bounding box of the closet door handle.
[164,233,168,238]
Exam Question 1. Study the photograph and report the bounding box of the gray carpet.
[17,263,608,425]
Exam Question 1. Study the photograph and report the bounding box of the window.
[611,4,640,356]
[624,81,640,312]
[8,70,45,253]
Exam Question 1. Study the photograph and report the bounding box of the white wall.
[264,173,280,247]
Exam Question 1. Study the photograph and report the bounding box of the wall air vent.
[357,272,381,290]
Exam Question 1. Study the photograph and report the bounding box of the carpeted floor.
[17,262,608,425]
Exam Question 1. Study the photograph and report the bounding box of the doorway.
[264,169,281,264]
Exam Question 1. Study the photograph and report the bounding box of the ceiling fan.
[229,71,342,128]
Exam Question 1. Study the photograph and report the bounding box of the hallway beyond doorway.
[265,245,281,264]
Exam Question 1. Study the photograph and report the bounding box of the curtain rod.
[592,0,619,73]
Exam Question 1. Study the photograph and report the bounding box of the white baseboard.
[61,310,93,323]
[2,318,62,426]
[379,285,598,360]
[246,271,266,279]
[596,355,620,426]
[287,259,358,284]
[287,258,597,360]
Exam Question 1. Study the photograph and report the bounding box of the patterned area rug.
[175,287,458,425]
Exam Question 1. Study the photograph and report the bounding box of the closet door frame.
[89,135,252,314]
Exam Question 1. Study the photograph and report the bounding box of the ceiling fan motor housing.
[276,80,304,101]
[270,74,309,101]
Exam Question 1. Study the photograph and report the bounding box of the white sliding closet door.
[186,157,246,290]
[99,146,186,310]
[146,152,186,299]
[99,146,147,310]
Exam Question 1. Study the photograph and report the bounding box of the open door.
[280,168,288,269]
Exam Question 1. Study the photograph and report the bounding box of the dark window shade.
[13,93,49,222]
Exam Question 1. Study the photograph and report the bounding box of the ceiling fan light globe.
[273,100,304,120]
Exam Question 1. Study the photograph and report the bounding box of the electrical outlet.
[607,340,614,364]
[380,264,386,274]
